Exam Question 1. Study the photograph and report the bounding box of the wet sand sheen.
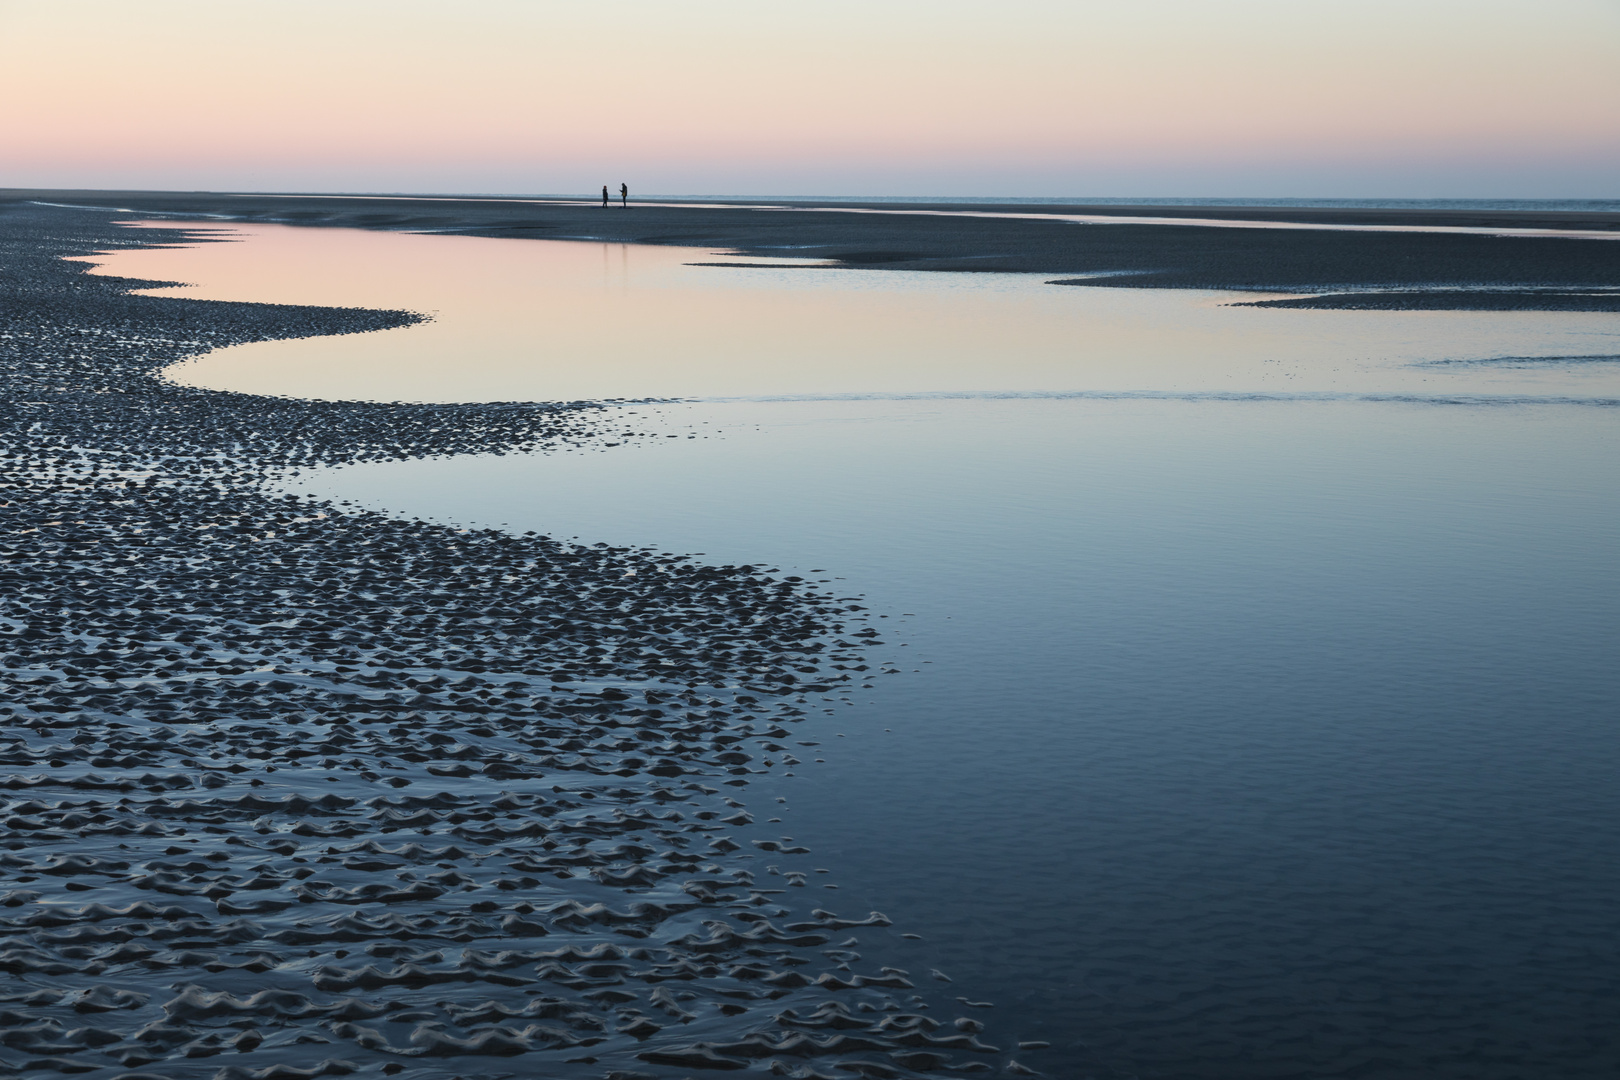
[7,199,1620,1080]
[0,204,1018,1079]
[127,216,1620,1079]
[295,393,1620,1080]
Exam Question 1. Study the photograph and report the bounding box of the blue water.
[93,225,1620,1077]
[299,397,1620,1079]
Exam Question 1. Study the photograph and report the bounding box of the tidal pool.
[88,220,1620,403]
[84,222,1620,1078]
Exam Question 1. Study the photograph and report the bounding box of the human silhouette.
[620,182,628,208]
[601,185,609,208]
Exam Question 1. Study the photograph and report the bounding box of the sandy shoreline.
[4,191,1617,1076]
[0,202,1010,1078]
[5,189,1620,310]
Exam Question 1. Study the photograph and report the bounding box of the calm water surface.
[86,223,1620,1078]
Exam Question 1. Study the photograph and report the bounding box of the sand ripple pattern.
[0,205,1024,1079]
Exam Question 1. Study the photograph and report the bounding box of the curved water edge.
[77,218,1620,407]
[0,206,1015,1079]
[13,208,1620,1079]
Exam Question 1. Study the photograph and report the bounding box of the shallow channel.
[84,222,1620,1079]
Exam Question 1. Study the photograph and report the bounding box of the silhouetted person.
[601,185,609,207]
[620,183,628,208]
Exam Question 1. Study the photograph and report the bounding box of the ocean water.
[84,223,1620,1078]
[662,197,1620,213]
[291,194,1620,213]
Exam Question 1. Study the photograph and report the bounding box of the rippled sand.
[0,205,1022,1079]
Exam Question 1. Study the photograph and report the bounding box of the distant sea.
[597,196,1620,212]
[301,192,1620,213]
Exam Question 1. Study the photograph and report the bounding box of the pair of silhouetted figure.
[601,184,628,208]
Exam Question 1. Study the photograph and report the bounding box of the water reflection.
[294,396,1620,1079]
[79,221,1620,403]
[74,222,1620,1078]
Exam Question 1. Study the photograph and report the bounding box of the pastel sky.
[2,0,1617,198]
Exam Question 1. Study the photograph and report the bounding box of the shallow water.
[87,221,1620,403]
[82,224,1620,1078]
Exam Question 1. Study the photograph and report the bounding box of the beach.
[0,202,997,1078]
[7,189,1620,308]
[3,194,1620,1079]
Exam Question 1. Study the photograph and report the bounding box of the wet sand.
[0,203,1016,1078]
[5,189,1620,310]
[4,189,1617,1078]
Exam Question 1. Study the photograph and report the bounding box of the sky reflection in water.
[83,224,1620,1078]
[88,221,1620,403]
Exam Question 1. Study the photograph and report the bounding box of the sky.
[1,0,1617,199]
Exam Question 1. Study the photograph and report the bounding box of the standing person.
[620,182,628,208]
[601,185,609,208]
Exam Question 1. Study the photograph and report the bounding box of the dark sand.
[0,202,1010,1078]
[3,190,1616,1078]
[5,189,1620,309]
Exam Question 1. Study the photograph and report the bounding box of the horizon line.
[7,187,1620,207]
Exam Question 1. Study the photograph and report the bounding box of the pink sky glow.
[2,0,1617,198]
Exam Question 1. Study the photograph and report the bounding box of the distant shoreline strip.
[690,390,1620,407]
[216,194,1620,242]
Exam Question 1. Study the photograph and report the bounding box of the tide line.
[689,389,1620,407]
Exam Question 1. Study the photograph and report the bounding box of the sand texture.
[0,203,1018,1078]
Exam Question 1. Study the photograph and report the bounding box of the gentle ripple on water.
[77,223,1620,1078]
